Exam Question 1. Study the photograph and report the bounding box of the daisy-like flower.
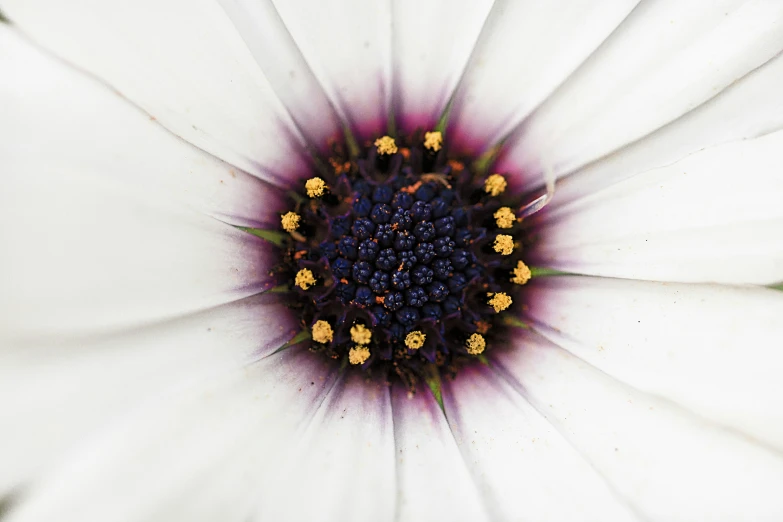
[2,1,783,521]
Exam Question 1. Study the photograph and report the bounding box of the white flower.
[2,1,783,521]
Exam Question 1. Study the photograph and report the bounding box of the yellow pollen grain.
[312,320,333,343]
[493,234,514,255]
[466,333,486,355]
[423,131,443,151]
[374,135,398,155]
[405,331,426,350]
[350,324,372,345]
[305,177,327,198]
[511,261,532,285]
[281,211,300,232]
[349,345,371,365]
[488,292,512,313]
[295,268,317,290]
[484,174,507,196]
[494,207,515,229]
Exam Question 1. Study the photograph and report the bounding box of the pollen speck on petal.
[350,324,372,344]
[488,292,512,312]
[511,261,532,285]
[493,234,514,255]
[312,320,333,343]
[423,131,443,151]
[466,333,486,355]
[494,207,515,228]
[405,331,426,349]
[374,135,398,155]
[349,345,371,365]
[484,174,507,196]
[281,211,300,232]
[305,177,327,198]
[295,268,317,290]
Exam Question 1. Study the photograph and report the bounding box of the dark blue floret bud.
[335,281,356,303]
[319,241,338,261]
[450,249,470,269]
[433,237,455,258]
[376,249,398,271]
[338,236,358,259]
[358,239,379,261]
[414,242,435,264]
[354,286,374,306]
[396,307,420,326]
[332,257,352,279]
[406,286,428,307]
[384,291,404,311]
[370,203,393,224]
[421,303,443,319]
[351,218,374,240]
[389,322,406,341]
[391,192,413,210]
[332,216,351,238]
[435,216,455,237]
[451,207,468,226]
[413,221,436,241]
[443,295,461,314]
[391,270,411,290]
[352,178,372,197]
[390,209,413,231]
[432,259,453,280]
[410,201,432,222]
[427,281,449,302]
[454,228,472,247]
[353,197,372,217]
[374,224,395,247]
[352,261,372,284]
[448,272,468,292]
[411,265,434,286]
[372,184,394,203]
[414,183,436,202]
[430,197,449,218]
[394,231,415,250]
[372,305,392,327]
[399,250,417,269]
[369,270,389,294]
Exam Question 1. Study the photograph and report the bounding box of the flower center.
[277,131,532,389]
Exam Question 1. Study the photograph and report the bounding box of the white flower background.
[2,1,783,521]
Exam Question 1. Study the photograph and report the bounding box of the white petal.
[272,0,393,139]
[497,0,783,184]
[251,370,396,522]
[1,0,313,185]
[442,365,639,522]
[522,276,783,453]
[390,383,489,522]
[530,131,783,284]
[5,345,340,522]
[0,293,298,495]
[391,0,493,133]
[215,0,344,151]
[553,51,783,206]
[0,25,285,229]
[448,0,639,156]
[493,329,783,522]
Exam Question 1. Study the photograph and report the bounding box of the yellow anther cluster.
[494,207,515,229]
[349,345,371,365]
[374,135,398,155]
[493,234,514,255]
[484,174,507,196]
[350,324,372,345]
[423,131,443,152]
[511,261,532,285]
[311,320,334,343]
[405,331,426,349]
[305,177,327,198]
[295,268,317,290]
[466,333,486,355]
[281,211,301,232]
[487,292,512,313]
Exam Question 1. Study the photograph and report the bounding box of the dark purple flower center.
[277,131,532,389]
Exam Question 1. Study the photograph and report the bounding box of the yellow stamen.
[405,331,426,350]
[494,207,515,229]
[484,174,507,196]
[350,324,372,345]
[511,261,532,285]
[423,131,443,152]
[374,136,398,155]
[281,211,301,232]
[493,234,514,255]
[305,177,327,198]
[312,320,334,343]
[349,345,371,365]
[487,292,512,313]
[466,333,486,355]
[295,268,317,290]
